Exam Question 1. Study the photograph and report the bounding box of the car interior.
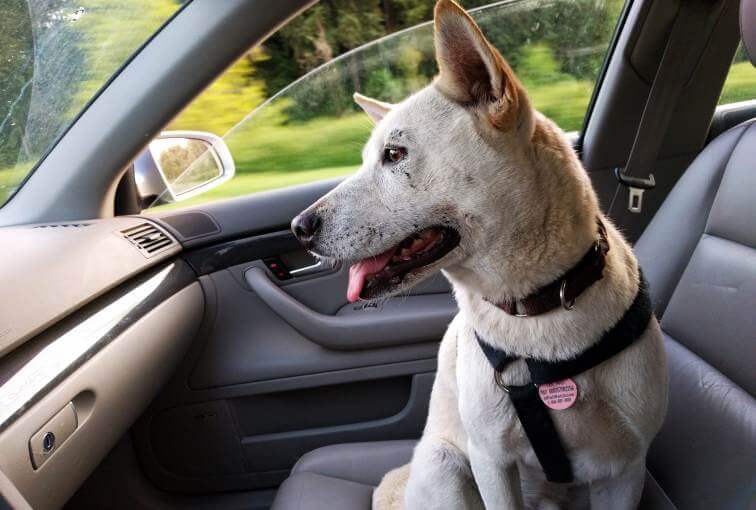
[0,0,754,509]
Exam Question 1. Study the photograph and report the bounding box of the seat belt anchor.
[614,168,655,214]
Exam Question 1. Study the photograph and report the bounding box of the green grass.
[719,61,756,105]
[226,111,373,173]
[0,163,31,207]
[147,165,357,212]
[527,79,594,132]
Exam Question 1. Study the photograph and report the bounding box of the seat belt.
[613,0,711,214]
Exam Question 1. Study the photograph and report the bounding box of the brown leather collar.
[487,219,609,317]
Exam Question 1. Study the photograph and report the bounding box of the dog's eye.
[383,147,406,164]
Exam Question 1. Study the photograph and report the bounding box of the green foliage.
[519,44,594,131]
[0,0,182,206]
[5,0,752,214]
[158,0,628,210]
[169,49,268,135]
[0,0,34,168]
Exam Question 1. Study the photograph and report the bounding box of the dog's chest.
[455,332,533,455]
[453,325,647,480]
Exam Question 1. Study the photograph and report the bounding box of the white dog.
[291,1,668,508]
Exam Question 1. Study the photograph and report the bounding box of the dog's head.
[292,0,543,303]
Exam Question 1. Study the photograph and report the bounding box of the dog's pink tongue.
[347,248,395,303]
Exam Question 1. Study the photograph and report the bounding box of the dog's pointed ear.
[433,0,532,133]
[354,92,392,123]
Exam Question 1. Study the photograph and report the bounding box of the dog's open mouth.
[347,226,460,302]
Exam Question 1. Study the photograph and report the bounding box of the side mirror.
[134,131,235,207]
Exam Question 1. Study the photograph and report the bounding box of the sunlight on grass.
[719,61,756,105]
[0,163,32,207]
[226,111,373,173]
[147,165,357,212]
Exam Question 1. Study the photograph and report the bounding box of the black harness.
[475,274,652,483]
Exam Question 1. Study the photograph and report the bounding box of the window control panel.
[29,402,77,469]
[263,257,292,280]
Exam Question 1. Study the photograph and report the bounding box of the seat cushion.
[271,441,414,510]
[291,440,416,487]
[272,440,676,510]
[271,472,374,510]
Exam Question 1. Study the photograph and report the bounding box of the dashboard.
[0,217,203,509]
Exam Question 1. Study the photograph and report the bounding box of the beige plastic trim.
[0,283,203,510]
[0,468,32,510]
[0,217,180,359]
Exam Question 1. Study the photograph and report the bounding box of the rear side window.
[0,0,184,208]
[719,44,756,105]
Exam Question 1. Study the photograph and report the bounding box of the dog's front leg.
[468,440,524,510]
[589,459,646,510]
[404,436,483,510]
[400,316,484,510]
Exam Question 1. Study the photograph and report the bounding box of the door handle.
[288,259,323,277]
[245,268,457,350]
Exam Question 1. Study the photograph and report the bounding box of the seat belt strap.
[615,1,710,213]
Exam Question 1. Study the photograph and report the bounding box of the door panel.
[136,183,446,493]
[244,266,454,350]
[188,266,440,389]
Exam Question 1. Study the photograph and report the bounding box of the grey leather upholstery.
[634,118,756,509]
[271,440,678,510]
[272,4,756,506]
[271,441,414,510]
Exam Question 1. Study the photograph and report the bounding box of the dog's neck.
[440,117,636,361]
[446,117,601,303]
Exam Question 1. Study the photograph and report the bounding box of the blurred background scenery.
[1,0,754,209]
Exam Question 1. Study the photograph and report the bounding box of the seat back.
[635,1,756,504]
[635,118,756,509]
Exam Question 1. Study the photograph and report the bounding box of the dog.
[290,1,668,508]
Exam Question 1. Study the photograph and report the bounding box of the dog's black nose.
[291,212,321,244]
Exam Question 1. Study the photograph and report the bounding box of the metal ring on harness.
[560,280,575,310]
[493,371,511,393]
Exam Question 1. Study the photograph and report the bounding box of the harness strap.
[526,276,652,385]
[508,383,574,483]
[475,273,652,483]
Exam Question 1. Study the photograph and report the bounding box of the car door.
[118,0,631,497]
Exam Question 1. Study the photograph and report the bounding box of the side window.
[719,44,756,105]
[146,0,626,212]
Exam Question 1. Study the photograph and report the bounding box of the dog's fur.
[294,1,668,508]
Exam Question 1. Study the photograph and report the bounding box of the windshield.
[0,0,185,207]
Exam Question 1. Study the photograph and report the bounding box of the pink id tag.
[538,378,578,410]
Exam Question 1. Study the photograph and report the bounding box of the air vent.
[121,223,175,257]
[34,223,91,228]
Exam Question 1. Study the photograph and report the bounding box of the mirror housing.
[134,130,234,208]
